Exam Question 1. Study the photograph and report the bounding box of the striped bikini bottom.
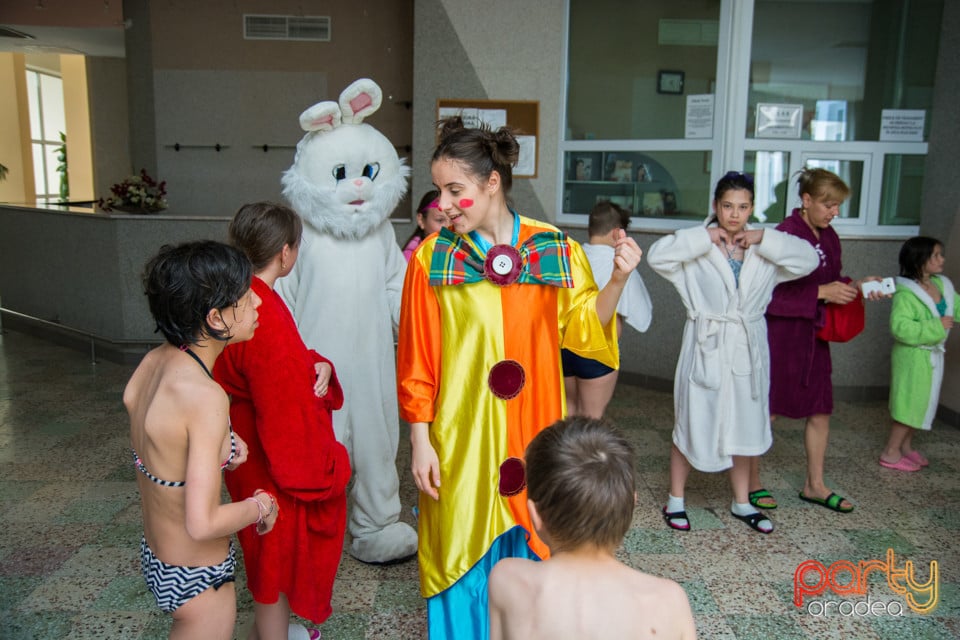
[140,536,236,612]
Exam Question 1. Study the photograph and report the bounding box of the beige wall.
[923,0,960,418]
[0,53,33,204]
[128,0,414,216]
[412,0,566,222]
[61,54,94,201]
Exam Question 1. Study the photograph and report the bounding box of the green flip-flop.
[798,491,854,513]
[748,488,777,510]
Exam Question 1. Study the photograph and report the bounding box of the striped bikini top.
[131,429,236,487]
[130,345,237,487]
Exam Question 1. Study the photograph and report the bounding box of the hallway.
[0,329,956,639]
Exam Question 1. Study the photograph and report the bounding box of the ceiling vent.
[244,14,331,41]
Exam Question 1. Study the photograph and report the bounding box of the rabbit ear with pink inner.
[339,78,383,125]
[299,101,342,132]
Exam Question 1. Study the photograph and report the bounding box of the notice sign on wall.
[755,103,803,139]
[880,110,925,142]
[685,94,714,139]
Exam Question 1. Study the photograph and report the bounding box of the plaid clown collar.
[428,226,574,288]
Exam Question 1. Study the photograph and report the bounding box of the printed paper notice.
[880,110,925,142]
[685,94,714,139]
[515,135,536,177]
[755,103,803,139]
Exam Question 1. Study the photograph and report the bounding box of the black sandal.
[662,506,691,531]
[730,510,774,534]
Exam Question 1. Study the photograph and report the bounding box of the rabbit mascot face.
[277,79,417,564]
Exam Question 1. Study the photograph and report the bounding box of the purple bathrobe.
[765,208,844,418]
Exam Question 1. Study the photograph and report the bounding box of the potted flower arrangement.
[99,169,167,213]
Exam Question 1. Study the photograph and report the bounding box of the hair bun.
[437,116,466,144]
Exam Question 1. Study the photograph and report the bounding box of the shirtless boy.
[488,416,697,640]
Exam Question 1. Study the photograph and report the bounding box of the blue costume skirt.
[427,526,540,640]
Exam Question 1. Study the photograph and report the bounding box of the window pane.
[749,1,942,141]
[563,151,710,220]
[32,142,47,195]
[39,73,65,144]
[27,71,42,140]
[44,143,61,197]
[744,151,790,224]
[567,0,721,140]
[879,155,924,226]
[803,158,863,220]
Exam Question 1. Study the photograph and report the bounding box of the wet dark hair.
[796,167,849,203]
[525,416,636,551]
[229,202,302,271]
[714,170,755,203]
[588,200,631,237]
[404,189,441,246]
[142,241,252,346]
[899,236,943,281]
[431,116,520,196]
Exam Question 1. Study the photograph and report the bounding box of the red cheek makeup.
[458,198,474,208]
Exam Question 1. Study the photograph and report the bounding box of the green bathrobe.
[889,275,957,430]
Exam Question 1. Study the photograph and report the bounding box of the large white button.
[491,254,514,275]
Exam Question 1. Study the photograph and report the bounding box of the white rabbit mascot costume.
[278,78,417,564]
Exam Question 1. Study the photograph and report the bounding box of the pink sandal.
[878,456,921,472]
[903,450,929,467]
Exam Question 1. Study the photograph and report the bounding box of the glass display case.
[563,151,681,216]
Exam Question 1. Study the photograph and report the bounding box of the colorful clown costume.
[397,214,618,639]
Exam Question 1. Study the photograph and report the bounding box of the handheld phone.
[861,277,895,297]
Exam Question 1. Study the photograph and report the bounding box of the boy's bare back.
[489,553,696,640]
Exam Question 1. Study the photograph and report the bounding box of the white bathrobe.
[647,224,818,472]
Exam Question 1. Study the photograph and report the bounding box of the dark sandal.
[798,491,854,513]
[662,506,691,531]
[730,510,774,534]
[748,489,777,510]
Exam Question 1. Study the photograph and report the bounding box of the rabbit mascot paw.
[278,78,417,564]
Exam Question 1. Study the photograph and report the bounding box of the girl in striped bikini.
[125,241,278,639]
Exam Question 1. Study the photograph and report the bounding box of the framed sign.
[657,70,685,95]
[755,103,803,139]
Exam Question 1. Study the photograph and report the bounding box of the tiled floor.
[0,329,957,639]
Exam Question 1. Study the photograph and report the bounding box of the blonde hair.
[796,167,850,204]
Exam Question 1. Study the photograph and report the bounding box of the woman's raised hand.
[611,229,642,279]
[818,280,858,304]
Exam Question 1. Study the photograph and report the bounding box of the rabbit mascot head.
[282,78,410,238]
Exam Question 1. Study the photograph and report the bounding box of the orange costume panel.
[396,215,618,598]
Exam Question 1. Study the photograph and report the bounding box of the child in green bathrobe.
[879,237,958,472]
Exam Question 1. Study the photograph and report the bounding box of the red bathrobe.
[214,276,351,623]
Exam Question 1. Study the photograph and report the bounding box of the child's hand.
[224,433,248,471]
[737,229,764,248]
[253,490,279,535]
[707,226,728,246]
[943,316,955,330]
[611,229,642,279]
[856,276,889,301]
[314,361,332,397]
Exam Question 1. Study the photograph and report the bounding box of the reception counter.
[0,203,232,362]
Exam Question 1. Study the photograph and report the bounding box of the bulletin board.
[436,99,539,178]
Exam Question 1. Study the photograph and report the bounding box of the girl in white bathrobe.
[647,172,818,534]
